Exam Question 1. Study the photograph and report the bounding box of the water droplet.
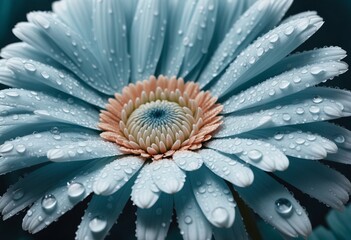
[67,182,85,199]
[184,216,192,224]
[309,106,320,114]
[12,189,24,200]
[41,71,50,79]
[35,15,50,29]
[312,96,323,104]
[275,198,293,216]
[211,207,229,227]
[248,149,263,161]
[15,144,26,153]
[284,26,294,35]
[334,135,345,144]
[24,63,37,72]
[41,194,57,212]
[269,34,279,43]
[0,143,14,153]
[310,66,324,75]
[89,216,107,233]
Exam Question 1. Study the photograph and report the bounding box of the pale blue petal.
[75,179,133,240]
[46,140,122,162]
[275,158,351,210]
[22,158,112,233]
[136,193,173,240]
[326,206,351,239]
[211,13,324,97]
[14,13,113,95]
[93,156,144,195]
[173,150,203,171]
[93,0,130,88]
[198,0,292,88]
[4,58,107,108]
[206,138,289,171]
[0,89,99,129]
[0,162,83,220]
[222,61,347,114]
[309,226,337,240]
[131,163,160,209]
[130,0,167,82]
[212,208,248,240]
[218,88,351,137]
[1,42,63,69]
[160,0,218,77]
[235,169,312,237]
[53,0,93,42]
[246,128,337,160]
[327,148,351,164]
[198,149,254,187]
[174,180,212,240]
[0,127,99,174]
[151,158,186,194]
[253,46,347,82]
[189,167,236,228]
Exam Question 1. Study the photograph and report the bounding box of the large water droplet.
[0,143,14,153]
[275,198,293,216]
[248,149,263,161]
[211,207,229,227]
[334,135,345,144]
[12,188,24,200]
[67,182,85,199]
[184,215,192,224]
[41,194,57,212]
[89,216,107,233]
[24,63,37,72]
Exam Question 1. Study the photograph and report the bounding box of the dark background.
[0,0,350,239]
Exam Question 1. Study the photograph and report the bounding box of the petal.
[326,206,351,239]
[0,89,99,129]
[309,226,337,240]
[218,87,351,137]
[247,127,337,160]
[275,158,351,210]
[136,193,173,240]
[198,149,254,187]
[0,127,99,174]
[151,158,186,194]
[235,169,312,237]
[46,140,122,162]
[130,0,167,82]
[1,42,63,69]
[206,138,289,171]
[53,0,93,42]
[189,167,236,228]
[174,180,212,240]
[211,13,324,97]
[131,163,160,209]
[93,0,130,88]
[15,12,112,95]
[160,0,218,77]
[212,208,248,240]
[4,57,107,108]
[93,156,144,195]
[198,0,292,88]
[22,158,111,233]
[222,61,347,114]
[173,150,203,171]
[0,162,83,220]
[75,179,133,240]
[255,46,347,82]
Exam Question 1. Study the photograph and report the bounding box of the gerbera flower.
[0,0,350,239]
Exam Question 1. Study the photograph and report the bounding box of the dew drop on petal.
[184,216,192,224]
[248,149,263,161]
[12,188,24,200]
[89,216,107,233]
[24,63,37,72]
[67,182,85,199]
[275,198,293,216]
[41,194,57,212]
[0,143,14,153]
[211,207,229,226]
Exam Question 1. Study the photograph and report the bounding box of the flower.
[0,0,350,239]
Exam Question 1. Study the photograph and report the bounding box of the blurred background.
[0,0,350,239]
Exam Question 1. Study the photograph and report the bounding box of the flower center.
[99,76,223,160]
